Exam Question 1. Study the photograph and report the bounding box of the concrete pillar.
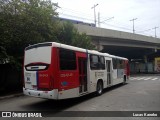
[93,40,103,51]
[144,55,148,73]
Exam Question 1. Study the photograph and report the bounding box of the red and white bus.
[23,42,130,99]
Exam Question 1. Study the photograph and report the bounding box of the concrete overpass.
[74,24,160,73]
[75,24,160,73]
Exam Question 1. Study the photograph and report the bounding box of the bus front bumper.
[23,88,58,99]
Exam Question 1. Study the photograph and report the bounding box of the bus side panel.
[58,71,79,91]
[57,48,79,92]
[51,47,59,89]
[56,50,85,99]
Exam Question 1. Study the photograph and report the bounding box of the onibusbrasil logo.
[1,112,42,117]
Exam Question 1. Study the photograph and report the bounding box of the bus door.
[106,60,111,86]
[78,57,87,94]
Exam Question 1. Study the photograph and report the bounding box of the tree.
[0,0,95,69]
[0,0,59,68]
[57,21,95,49]
[0,0,95,92]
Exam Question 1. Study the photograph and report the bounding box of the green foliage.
[57,21,95,49]
[0,0,95,70]
[0,0,59,67]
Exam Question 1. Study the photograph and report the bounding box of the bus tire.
[96,80,103,96]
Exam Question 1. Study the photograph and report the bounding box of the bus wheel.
[96,81,103,96]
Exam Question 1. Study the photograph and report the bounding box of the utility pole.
[152,27,159,38]
[130,18,137,33]
[91,4,99,27]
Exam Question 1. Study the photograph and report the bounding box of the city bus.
[23,42,130,99]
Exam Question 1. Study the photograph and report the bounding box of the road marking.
[130,77,160,81]
[137,77,146,80]
[130,77,142,80]
[151,78,158,80]
[130,77,137,80]
[143,77,151,80]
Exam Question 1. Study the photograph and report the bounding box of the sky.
[52,0,160,38]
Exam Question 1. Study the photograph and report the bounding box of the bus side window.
[117,60,125,69]
[59,48,76,70]
[90,55,99,70]
[100,56,105,70]
[113,58,117,69]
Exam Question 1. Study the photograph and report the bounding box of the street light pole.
[130,18,137,34]
[91,4,99,27]
[152,27,159,38]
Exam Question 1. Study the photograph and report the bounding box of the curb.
[0,93,24,100]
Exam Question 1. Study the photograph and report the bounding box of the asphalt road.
[0,75,160,120]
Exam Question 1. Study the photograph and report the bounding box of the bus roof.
[26,42,128,60]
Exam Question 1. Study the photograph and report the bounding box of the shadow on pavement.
[21,83,126,114]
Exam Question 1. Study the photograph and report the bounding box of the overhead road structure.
[74,24,160,60]
[74,24,160,74]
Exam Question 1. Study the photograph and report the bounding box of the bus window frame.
[58,48,77,71]
[90,54,105,70]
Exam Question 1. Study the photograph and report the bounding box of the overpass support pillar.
[144,55,148,73]
[97,44,103,51]
[93,40,103,51]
